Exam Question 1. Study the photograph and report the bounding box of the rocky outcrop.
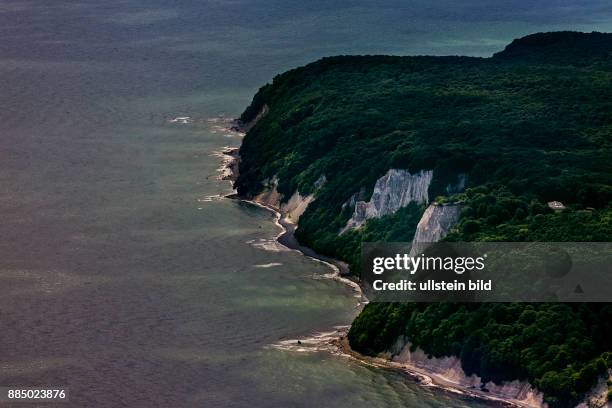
[341,169,433,233]
[313,174,327,190]
[341,187,367,210]
[231,104,269,133]
[410,203,462,255]
[219,147,240,181]
[251,175,326,225]
[387,337,547,408]
[576,370,611,408]
[282,191,315,224]
[252,176,283,209]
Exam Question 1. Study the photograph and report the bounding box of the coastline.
[217,122,546,408]
[227,194,363,299]
[219,119,361,297]
[331,335,544,408]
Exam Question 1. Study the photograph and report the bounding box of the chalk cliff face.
[282,191,315,224]
[342,169,433,232]
[233,104,269,133]
[341,187,367,211]
[252,176,283,209]
[410,204,462,254]
[576,371,612,408]
[251,175,325,225]
[387,337,547,408]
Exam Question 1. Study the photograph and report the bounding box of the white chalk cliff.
[410,203,462,255]
[385,337,547,408]
[342,187,367,211]
[251,175,325,225]
[576,370,611,408]
[342,169,433,233]
[282,191,315,224]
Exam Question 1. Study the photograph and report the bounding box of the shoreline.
[219,124,362,297]
[217,123,544,408]
[227,194,364,299]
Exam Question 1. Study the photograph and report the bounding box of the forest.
[235,32,612,407]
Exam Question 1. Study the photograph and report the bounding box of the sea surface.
[3,1,610,407]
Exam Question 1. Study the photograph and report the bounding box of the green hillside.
[235,32,612,407]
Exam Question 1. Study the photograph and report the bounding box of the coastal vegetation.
[235,31,612,407]
[350,302,612,407]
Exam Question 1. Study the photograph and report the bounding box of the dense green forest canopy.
[235,32,612,407]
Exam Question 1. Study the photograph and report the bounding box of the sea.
[1,1,608,406]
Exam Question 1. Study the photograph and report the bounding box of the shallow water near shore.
[0,1,541,407]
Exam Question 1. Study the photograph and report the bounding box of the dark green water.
[1,1,611,407]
